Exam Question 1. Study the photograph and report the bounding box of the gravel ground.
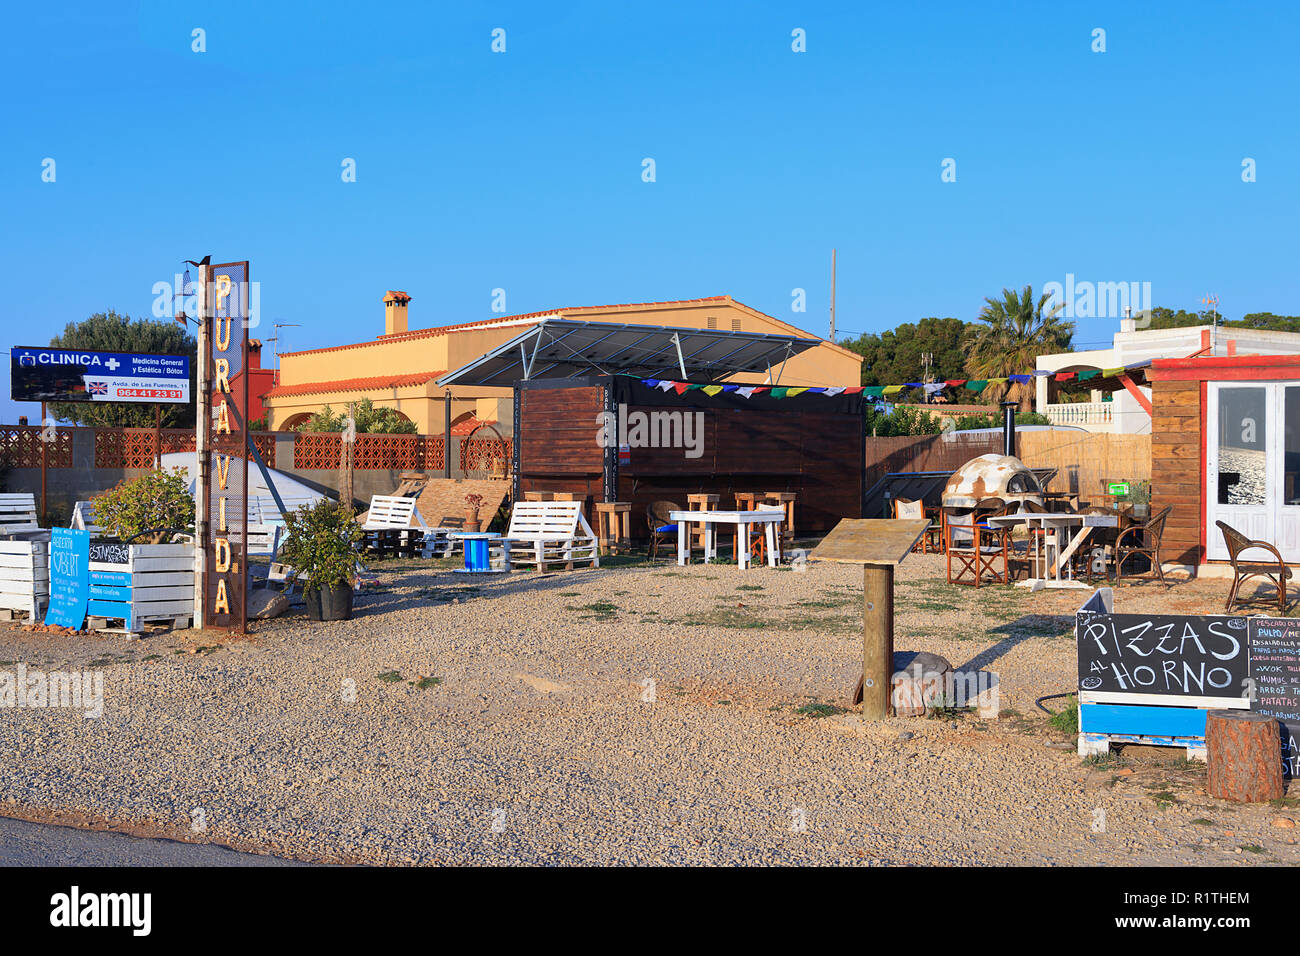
[1,552,1297,866]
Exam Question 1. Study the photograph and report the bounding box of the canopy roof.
[436,319,820,388]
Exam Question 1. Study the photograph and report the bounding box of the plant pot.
[463,510,481,533]
[305,584,354,622]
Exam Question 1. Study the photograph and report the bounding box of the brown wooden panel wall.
[1150,379,1203,565]
[517,383,862,537]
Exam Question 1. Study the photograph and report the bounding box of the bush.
[277,499,363,592]
[865,404,943,436]
[295,398,416,434]
[91,468,195,543]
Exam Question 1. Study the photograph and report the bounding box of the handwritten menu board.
[1076,612,1250,701]
[44,527,90,629]
[1248,618,1300,778]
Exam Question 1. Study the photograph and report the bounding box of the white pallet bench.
[0,493,40,537]
[87,543,195,635]
[504,501,599,572]
[0,539,49,621]
[70,501,103,536]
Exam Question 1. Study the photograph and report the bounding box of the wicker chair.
[646,500,683,562]
[1115,506,1171,583]
[1217,520,1292,612]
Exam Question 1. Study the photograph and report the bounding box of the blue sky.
[2,0,1297,422]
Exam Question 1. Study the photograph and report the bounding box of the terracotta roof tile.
[281,296,737,357]
[264,371,444,400]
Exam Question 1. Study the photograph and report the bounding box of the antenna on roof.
[829,248,836,343]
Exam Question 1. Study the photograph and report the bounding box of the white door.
[1206,382,1300,561]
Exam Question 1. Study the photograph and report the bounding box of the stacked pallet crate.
[87,542,194,635]
[0,539,49,621]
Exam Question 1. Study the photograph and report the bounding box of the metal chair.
[1115,506,1171,583]
[1217,520,1292,612]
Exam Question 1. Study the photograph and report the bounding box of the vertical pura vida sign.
[203,262,250,631]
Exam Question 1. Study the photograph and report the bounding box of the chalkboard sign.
[45,527,90,629]
[89,541,129,566]
[1247,618,1300,778]
[1077,611,1250,703]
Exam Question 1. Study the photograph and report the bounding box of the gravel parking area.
[1,553,1297,865]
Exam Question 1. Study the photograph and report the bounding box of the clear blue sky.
[2,0,1297,422]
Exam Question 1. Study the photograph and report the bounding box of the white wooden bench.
[70,500,103,536]
[0,493,41,538]
[504,501,599,572]
[362,495,426,557]
[0,539,49,620]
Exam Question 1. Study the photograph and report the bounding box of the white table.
[669,510,784,569]
[982,512,1119,590]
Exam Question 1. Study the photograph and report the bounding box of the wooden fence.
[865,430,1152,499]
[1018,431,1151,497]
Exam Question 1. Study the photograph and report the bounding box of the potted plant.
[464,493,484,533]
[1127,480,1151,520]
[279,499,364,621]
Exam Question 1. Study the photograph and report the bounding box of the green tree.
[968,285,1074,410]
[91,468,195,543]
[1144,306,1300,335]
[841,317,975,390]
[864,404,944,436]
[295,398,417,434]
[46,312,196,427]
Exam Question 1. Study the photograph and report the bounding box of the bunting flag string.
[638,361,1145,400]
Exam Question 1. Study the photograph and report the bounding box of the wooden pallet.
[0,539,48,621]
[87,543,194,636]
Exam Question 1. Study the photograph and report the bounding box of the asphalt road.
[0,816,311,866]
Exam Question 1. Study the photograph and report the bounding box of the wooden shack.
[436,318,864,537]
[1149,353,1300,569]
[515,376,864,535]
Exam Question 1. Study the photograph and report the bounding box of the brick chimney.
[384,290,411,335]
[248,339,262,368]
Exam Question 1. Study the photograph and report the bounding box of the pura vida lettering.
[212,272,236,618]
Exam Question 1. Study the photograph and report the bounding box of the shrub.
[277,499,363,591]
[91,468,194,543]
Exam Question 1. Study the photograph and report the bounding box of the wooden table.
[982,512,1119,590]
[807,519,931,720]
[686,493,719,550]
[594,502,631,555]
[670,509,783,569]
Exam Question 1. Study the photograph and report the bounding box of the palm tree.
[967,285,1074,410]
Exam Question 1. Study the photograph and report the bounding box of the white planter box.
[0,540,49,620]
[88,541,194,634]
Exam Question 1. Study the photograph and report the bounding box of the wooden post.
[862,563,894,719]
[39,401,47,524]
[154,404,161,469]
[1206,710,1283,802]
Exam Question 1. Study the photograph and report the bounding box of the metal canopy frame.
[436,319,820,388]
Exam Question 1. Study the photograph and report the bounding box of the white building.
[1036,317,1300,434]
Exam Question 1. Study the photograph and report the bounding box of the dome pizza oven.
[941,454,1044,512]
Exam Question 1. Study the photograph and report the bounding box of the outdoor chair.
[1217,520,1292,612]
[504,500,599,572]
[0,493,41,539]
[892,497,938,553]
[945,513,1008,588]
[70,500,103,536]
[1115,506,1171,584]
[646,500,682,562]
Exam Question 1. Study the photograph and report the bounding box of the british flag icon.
[88,381,108,395]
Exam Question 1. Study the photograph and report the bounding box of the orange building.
[263,293,862,433]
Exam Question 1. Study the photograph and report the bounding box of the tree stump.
[854,651,953,717]
[1206,710,1283,803]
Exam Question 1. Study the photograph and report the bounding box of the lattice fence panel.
[354,433,422,470]
[294,433,342,469]
[0,426,73,468]
[461,437,512,476]
[423,436,445,471]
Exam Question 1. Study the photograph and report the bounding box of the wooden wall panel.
[1150,380,1203,565]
